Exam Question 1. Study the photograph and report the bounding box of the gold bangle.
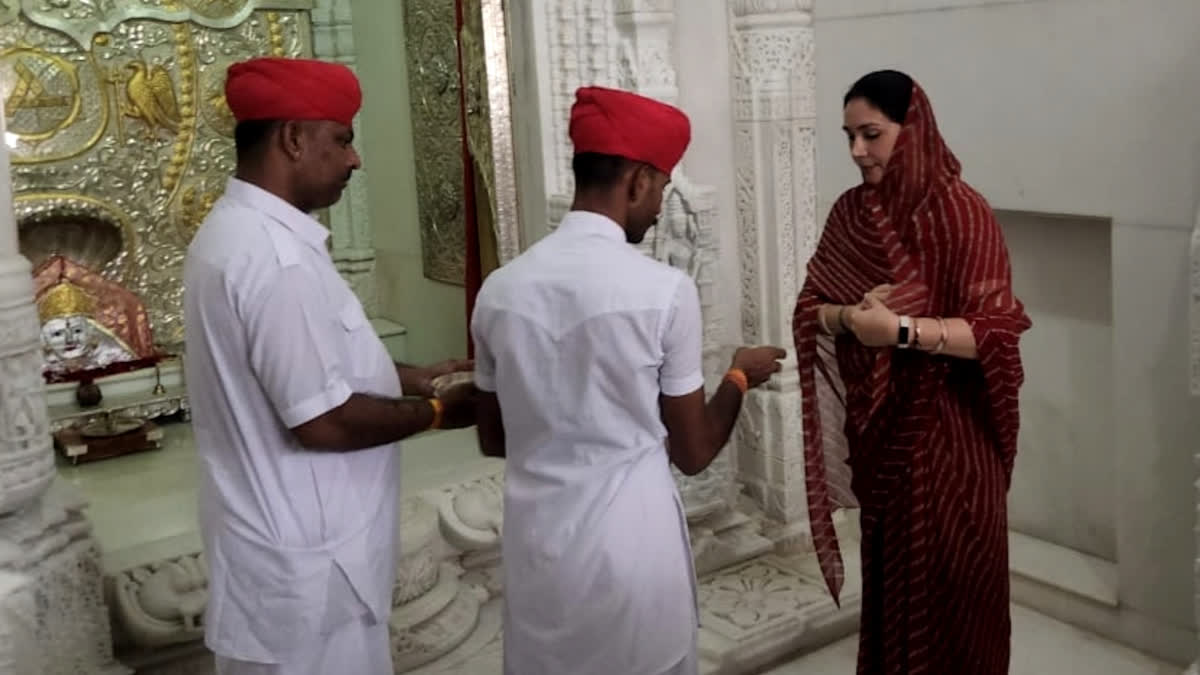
[933,317,949,355]
[428,398,444,430]
[725,368,749,394]
[817,306,833,336]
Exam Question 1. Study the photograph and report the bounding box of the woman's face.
[843,97,903,185]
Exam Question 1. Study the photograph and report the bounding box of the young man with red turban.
[470,86,786,675]
[183,57,474,675]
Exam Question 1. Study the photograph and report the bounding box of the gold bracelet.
[817,306,833,336]
[838,305,851,332]
[912,317,923,349]
[933,317,949,355]
[428,398,444,430]
[724,368,749,394]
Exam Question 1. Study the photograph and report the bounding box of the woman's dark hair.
[843,70,914,124]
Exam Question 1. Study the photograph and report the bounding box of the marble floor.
[55,421,497,569]
[765,603,1181,675]
[56,421,1190,674]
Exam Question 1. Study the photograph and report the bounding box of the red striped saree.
[792,83,1031,674]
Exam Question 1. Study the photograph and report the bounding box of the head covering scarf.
[225,57,362,127]
[569,86,691,174]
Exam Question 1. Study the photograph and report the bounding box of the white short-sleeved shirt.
[184,178,400,663]
[471,210,705,675]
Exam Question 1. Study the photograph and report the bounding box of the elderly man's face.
[297,120,361,211]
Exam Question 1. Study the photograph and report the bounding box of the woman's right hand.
[731,346,787,388]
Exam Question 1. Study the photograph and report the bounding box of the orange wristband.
[428,398,444,430]
[724,368,749,394]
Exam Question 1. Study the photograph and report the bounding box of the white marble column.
[0,100,50,675]
[312,0,378,316]
[728,0,821,542]
[0,106,124,674]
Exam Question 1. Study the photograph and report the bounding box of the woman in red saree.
[793,70,1031,674]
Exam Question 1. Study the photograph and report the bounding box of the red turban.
[569,86,691,175]
[225,57,362,127]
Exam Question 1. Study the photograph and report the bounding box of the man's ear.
[278,120,304,161]
[626,163,651,204]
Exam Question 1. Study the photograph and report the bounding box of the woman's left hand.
[849,293,900,348]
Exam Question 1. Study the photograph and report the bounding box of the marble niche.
[0,2,867,675]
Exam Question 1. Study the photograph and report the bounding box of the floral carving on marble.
[0,258,53,514]
[699,557,827,635]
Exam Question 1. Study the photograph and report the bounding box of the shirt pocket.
[336,301,373,380]
[338,301,369,333]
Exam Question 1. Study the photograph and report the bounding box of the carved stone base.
[0,483,128,675]
[691,505,775,577]
[696,553,862,675]
[397,549,862,675]
[109,550,207,652]
[95,467,860,675]
[406,599,503,675]
[0,572,39,675]
[406,470,861,674]
[120,642,213,675]
[391,497,494,671]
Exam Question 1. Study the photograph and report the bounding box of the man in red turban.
[471,86,785,675]
[184,57,475,675]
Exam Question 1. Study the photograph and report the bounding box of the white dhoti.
[213,614,391,675]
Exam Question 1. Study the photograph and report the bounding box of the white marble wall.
[814,0,1200,664]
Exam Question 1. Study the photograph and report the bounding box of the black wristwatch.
[897,316,912,348]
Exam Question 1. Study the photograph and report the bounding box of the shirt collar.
[223,177,331,252]
[557,210,628,243]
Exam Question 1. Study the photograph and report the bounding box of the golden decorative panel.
[1,5,312,349]
[402,0,466,286]
[460,0,520,266]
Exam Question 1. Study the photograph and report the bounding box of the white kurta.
[184,178,400,673]
[471,211,705,675]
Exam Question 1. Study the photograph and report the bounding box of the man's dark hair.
[572,152,636,191]
[234,119,281,161]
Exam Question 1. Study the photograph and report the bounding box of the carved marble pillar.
[312,0,378,316]
[613,0,677,104]
[728,0,821,541]
[0,100,48,674]
[0,145,53,519]
[543,0,619,203]
[0,104,124,674]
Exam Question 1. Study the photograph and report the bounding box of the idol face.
[42,314,94,362]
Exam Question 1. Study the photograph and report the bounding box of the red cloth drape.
[792,83,1031,674]
[455,0,482,357]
